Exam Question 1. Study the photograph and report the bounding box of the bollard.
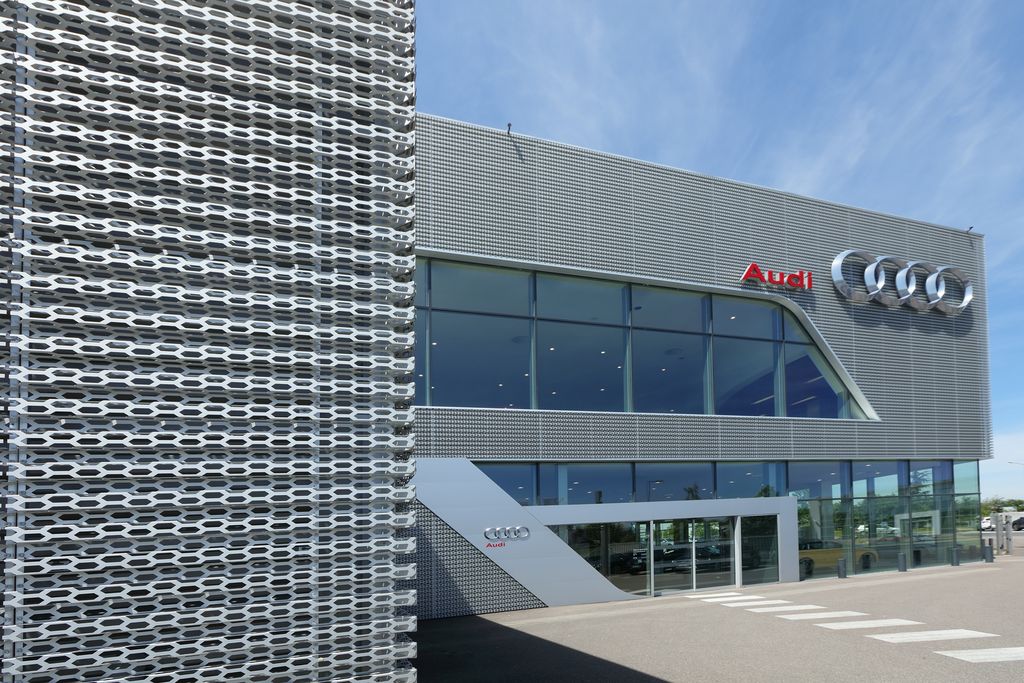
[837,557,847,579]
[951,545,960,566]
[983,544,994,563]
[897,552,907,572]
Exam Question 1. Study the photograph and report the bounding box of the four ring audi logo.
[831,249,973,316]
[483,526,530,541]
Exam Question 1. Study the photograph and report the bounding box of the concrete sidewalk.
[416,556,1024,682]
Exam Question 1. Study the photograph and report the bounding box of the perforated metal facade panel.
[405,503,545,620]
[415,114,991,462]
[3,1,417,681]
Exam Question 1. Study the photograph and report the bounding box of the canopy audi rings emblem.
[831,249,973,316]
[483,526,530,541]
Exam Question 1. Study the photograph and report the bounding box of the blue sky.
[416,0,1024,497]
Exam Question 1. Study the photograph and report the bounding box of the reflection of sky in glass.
[417,259,868,419]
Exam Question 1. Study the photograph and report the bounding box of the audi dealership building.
[406,114,990,620]
[3,0,990,680]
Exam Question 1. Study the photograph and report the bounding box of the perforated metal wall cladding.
[405,503,544,619]
[415,115,991,462]
[2,1,417,681]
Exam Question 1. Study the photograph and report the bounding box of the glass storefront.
[503,459,984,582]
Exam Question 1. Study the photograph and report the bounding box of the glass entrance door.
[652,517,735,593]
[652,520,694,593]
[694,517,734,589]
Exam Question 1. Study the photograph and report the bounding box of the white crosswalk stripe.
[868,630,997,644]
[817,619,922,630]
[778,611,867,621]
[721,599,790,608]
[747,604,826,613]
[685,592,742,599]
[935,647,1024,663]
[702,595,764,603]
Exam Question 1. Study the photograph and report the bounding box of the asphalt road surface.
[416,551,1024,682]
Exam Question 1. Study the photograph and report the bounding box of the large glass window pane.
[559,463,633,505]
[783,309,811,343]
[536,273,627,325]
[742,516,779,585]
[652,520,694,593]
[636,463,714,501]
[788,461,849,500]
[906,461,954,496]
[716,461,786,498]
[712,295,781,340]
[712,337,779,416]
[853,496,907,574]
[538,463,558,505]
[414,259,428,308]
[550,522,649,595]
[537,321,626,411]
[431,260,531,316]
[909,494,955,567]
[955,494,983,563]
[632,330,707,414]
[413,312,427,405]
[694,517,734,589]
[475,463,536,506]
[784,344,847,419]
[631,286,708,333]
[954,460,980,495]
[430,311,532,408]
[852,461,902,498]
[798,498,851,579]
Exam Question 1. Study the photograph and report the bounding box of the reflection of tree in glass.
[756,484,777,497]
[908,468,933,496]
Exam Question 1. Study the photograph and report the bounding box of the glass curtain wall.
[489,460,983,581]
[415,258,866,419]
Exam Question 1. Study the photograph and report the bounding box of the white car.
[980,517,994,531]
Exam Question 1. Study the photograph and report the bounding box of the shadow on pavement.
[416,615,668,683]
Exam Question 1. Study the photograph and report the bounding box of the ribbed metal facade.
[3,1,417,681]
[415,114,991,463]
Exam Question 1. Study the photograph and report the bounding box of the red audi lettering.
[741,262,812,290]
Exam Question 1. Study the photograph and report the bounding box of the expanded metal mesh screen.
[3,1,417,681]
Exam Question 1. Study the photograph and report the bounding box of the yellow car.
[799,540,879,576]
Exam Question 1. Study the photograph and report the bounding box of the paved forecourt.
[417,554,1024,682]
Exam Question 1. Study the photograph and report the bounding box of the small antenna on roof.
[966,226,974,232]
[507,122,512,136]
